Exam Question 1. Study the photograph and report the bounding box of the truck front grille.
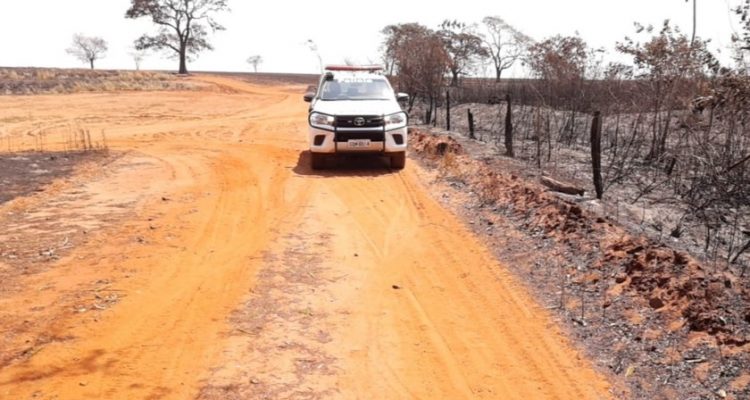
[335,116,384,128]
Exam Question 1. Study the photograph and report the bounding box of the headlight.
[310,112,335,130]
[385,112,407,131]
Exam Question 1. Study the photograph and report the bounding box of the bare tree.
[130,48,148,70]
[438,20,488,86]
[66,34,108,69]
[481,16,531,81]
[247,55,263,72]
[617,21,717,160]
[305,39,323,73]
[125,0,229,74]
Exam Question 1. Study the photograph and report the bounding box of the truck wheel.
[390,152,406,169]
[311,153,327,170]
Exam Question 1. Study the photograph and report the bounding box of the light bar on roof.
[324,65,384,72]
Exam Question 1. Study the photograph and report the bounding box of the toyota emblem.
[353,117,366,127]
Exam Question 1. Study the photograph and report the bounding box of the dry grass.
[0,68,199,95]
[1,122,108,154]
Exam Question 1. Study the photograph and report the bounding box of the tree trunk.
[504,94,514,157]
[90,59,94,70]
[495,67,501,82]
[590,111,603,199]
[450,69,459,87]
[179,44,188,74]
[647,83,662,161]
[407,95,416,114]
[425,96,433,125]
[657,108,673,159]
[690,0,697,47]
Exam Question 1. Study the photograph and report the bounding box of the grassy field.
[0,67,201,95]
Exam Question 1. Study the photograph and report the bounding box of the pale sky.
[0,0,743,75]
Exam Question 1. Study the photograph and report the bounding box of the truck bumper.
[309,126,407,154]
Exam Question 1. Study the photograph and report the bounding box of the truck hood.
[312,99,403,116]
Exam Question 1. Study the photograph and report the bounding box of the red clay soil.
[410,128,750,399]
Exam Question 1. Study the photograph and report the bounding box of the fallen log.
[540,176,585,196]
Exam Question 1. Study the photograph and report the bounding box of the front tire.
[390,152,406,169]
[311,153,327,170]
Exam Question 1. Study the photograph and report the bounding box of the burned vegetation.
[389,9,750,400]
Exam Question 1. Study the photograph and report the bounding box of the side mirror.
[396,92,409,102]
[303,93,314,102]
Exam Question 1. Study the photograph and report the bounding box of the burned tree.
[617,21,717,161]
[590,111,603,199]
[438,20,488,86]
[125,0,229,74]
[527,35,588,111]
[66,34,108,69]
[381,23,450,119]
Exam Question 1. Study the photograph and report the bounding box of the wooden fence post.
[468,109,475,139]
[446,89,451,131]
[590,111,603,199]
[504,94,514,157]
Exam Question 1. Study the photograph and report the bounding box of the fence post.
[590,111,603,199]
[446,89,451,131]
[468,109,475,139]
[504,94,514,157]
[425,100,432,126]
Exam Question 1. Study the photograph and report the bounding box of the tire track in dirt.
[199,151,613,398]
[0,75,614,399]
[0,77,310,399]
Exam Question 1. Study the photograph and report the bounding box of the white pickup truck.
[304,65,409,169]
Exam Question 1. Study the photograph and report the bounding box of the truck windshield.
[320,78,392,101]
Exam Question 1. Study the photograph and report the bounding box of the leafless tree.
[438,20,488,86]
[66,34,108,69]
[130,48,148,70]
[247,55,263,72]
[305,39,323,73]
[617,21,717,161]
[125,0,229,74]
[481,16,531,81]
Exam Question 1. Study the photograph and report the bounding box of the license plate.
[347,139,371,148]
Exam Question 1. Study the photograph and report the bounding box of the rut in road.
[0,75,612,399]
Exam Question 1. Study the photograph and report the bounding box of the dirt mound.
[410,127,750,399]
[602,237,750,346]
[410,132,464,157]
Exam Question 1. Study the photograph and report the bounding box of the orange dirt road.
[0,76,613,399]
